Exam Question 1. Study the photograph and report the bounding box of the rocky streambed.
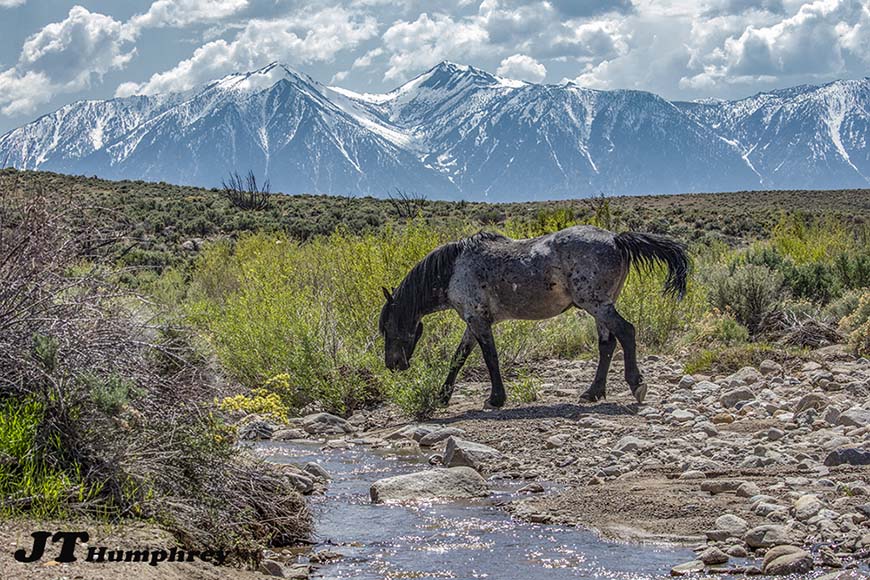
[243,346,870,578]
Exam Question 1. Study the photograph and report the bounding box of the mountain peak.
[209,62,317,94]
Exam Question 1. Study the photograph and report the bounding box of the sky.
[0,0,868,133]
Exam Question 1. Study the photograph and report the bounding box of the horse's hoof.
[579,391,603,404]
[484,397,505,410]
[631,382,647,404]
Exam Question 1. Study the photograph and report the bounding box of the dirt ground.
[364,354,870,549]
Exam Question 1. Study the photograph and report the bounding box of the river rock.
[762,546,813,575]
[736,481,761,498]
[386,424,437,441]
[759,360,782,376]
[614,435,651,453]
[518,482,545,494]
[837,408,870,428]
[720,387,755,408]
[706,514,748,541]
[698,546,729,565]
[444,437,502,470]
[303,462,330,480]
[725,367,762,387]
[418,427,465,447]
[238,419,276,440]
[302,413,354,435]
[824,448,870,467]
[546,434,569,449]
[701,480,742,495]
[793,494,824,521]
[670,560,704,576]
[370,467,489,503]
[794,393,830,414]
[271,428,308,441]
[744,524,789,548]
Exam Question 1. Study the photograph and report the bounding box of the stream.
[258,440,700,579]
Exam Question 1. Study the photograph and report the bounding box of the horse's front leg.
[467,318,506,408]
[440,326,476,406]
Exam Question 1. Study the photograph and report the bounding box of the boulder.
[720,387,755,408]
[744,524,790,548]
[759,360,783,376]
[724,366,762,386]
[545,434,568,449]
[837,408,870,428]
[706,514,748,541]
[792,494,823,522]
[302,413,354,435]
[762,546,813,575]
[670,560,704,576]
[701,480,743,495]
[444,437,502,470]
[698,546,729,565]
[271,428,308,441]
[385,424,436,441]
[303,462,330,480]
[418,427,465,447]
[370,467,489,503]
[238,419,276,440]
[794,393,830,414]
[614,435,651,453]
[736,481,761,498]
[824,448,870,467]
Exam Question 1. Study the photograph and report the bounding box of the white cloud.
[381,12,490,81]
[117,6,378,96]
[497,53,546,82]
[0,6,134,115]
[0,0,26,7]
[682,0,869,89]
[129,0,249,30]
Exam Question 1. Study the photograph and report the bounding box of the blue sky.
[0,0,868,133]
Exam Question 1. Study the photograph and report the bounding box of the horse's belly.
[490,282,573,321]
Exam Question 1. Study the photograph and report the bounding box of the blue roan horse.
[378,225,688,408]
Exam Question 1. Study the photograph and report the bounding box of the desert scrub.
[188,221,611,417]
[705,263,783,333]
[0,182,311,557]
[838,290,870,356]
[682,309,750,348]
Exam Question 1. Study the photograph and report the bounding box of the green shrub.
[683,309,749,348]
[0,399,100,518]
[706,263,783,333]
[839,290,870,356]
[508,370,541,404]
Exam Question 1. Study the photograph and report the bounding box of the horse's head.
[378,287,423,371]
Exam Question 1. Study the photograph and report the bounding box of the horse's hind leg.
[440,327,476,405]
[587,303,646,403]
[580,321,616,403]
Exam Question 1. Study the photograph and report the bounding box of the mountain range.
[1,61,868,201]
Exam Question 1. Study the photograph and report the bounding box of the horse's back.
[448,225,625,321]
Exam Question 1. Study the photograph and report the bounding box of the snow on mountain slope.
[676,79,870,189]
[1,62,868,199]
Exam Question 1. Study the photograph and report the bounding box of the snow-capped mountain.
[675,79,870,190]
[1,61,868,200]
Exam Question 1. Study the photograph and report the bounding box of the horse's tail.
[614,232,689,299]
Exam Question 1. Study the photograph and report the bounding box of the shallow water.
[259,441,699,580]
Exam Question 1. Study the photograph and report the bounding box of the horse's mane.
[380,231,507,330]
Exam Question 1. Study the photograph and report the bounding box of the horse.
[378,225,688,408]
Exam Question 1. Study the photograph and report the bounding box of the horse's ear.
[382,287,393,303]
